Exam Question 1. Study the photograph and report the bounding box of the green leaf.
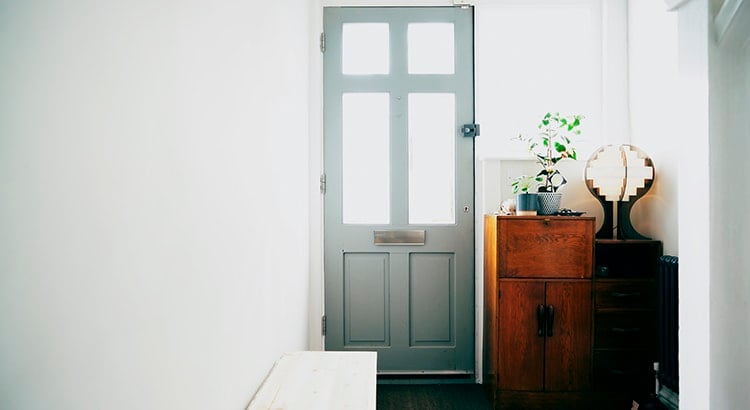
[554,142,567,152]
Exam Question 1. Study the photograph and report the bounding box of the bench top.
[247,351,377,410]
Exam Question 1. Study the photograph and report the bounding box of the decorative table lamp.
[584,144,654,239]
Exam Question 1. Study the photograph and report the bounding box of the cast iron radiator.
[658,255,679,393]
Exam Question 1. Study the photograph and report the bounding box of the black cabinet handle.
[546,305,555,337]
[611,327,641,334]
[610,291,642,299]
[536,304,546,337]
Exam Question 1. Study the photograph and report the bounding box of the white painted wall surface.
[628,0,680,254]
[0,1,311,409]
[709,1,750,408]
[669,0,712,408]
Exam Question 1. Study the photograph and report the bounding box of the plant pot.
[516,193,538,216]
[537,192,562,215]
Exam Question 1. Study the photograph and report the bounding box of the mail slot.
[374,230,425,245]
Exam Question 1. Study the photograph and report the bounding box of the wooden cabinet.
[592,240,662,395]
[484,216,595,409]
[499,280,592,391]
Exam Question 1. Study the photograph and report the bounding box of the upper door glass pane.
[342,93,390,224]
[408,93,455,224]
[342,23,390,75]
[408,23,455,74]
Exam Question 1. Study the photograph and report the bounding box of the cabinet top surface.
[595,239,662,244]
[486,214,595,221]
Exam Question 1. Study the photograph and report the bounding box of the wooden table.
[247,351,377,410]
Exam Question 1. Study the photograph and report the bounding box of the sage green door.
[323,6,475,374]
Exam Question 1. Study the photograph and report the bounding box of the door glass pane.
[408,23,454,74]
[343,93,390,224]
[342,23,389,75]
[408,93,455,224]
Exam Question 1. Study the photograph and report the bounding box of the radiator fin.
[658,255,679,393]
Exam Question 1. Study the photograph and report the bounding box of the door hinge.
[320,32,326,53]
[461,123,480,137]
[320,173,326,194]
[321,315,327,336]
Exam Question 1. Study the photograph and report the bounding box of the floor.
[375,384,672,410]
[376,384,493,410]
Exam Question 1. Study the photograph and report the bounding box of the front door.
[323,6,475,373]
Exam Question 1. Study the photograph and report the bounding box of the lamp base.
[595,197,615,239]
[596,200,651,240]
[617,201,650,240]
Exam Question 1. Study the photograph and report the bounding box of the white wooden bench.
[247,351,377,410]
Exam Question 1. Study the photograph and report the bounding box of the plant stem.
[546,124,553,190]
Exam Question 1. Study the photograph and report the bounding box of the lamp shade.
[584,144,655,239]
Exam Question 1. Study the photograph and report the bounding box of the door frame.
[306,0,484,382]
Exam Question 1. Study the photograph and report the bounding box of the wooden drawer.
[594,312,656,349]
[498,217,594,279]
[594,240,662,278]
[595,281,655,309]
[593,350,655,393]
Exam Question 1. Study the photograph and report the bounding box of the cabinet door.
[498,280,545,391]
[544,281,592,391]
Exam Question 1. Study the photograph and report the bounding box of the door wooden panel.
[409,253,454,346]
[545,281,592,391]
[344,253,390,346]
[499,280,545,391]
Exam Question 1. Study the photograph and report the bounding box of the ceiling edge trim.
[664,0,693,11]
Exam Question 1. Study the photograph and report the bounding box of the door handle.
[546,305,555,337]
[536,304,546,337]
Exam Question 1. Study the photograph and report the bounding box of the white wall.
[668,0,713,408]
[0,1,311,409]
[709,1,750,408]
[628,0,680,254]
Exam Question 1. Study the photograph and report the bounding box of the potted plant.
[515,112,583,214]
[511,175,543,216]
